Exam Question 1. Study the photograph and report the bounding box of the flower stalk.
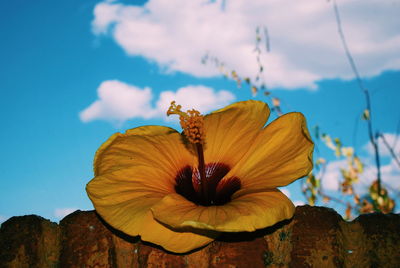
[167,101,210,202]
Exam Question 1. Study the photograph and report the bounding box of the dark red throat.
[175,163,241,206]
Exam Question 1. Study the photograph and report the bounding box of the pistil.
[167,101,209,202]
[168,101,241,206]
[196,143,208,203]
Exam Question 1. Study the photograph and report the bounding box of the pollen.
[167,101,205,144]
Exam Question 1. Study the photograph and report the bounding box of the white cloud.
[156,85,235,115]
[381,159,400,194]
[92,1,124,34]
[360,133,400,194]
[54,208,78,219]
[92,0,400,89]
[364,133,400,158]
[358,158,400,195]
[321,159,347,191]
[322,133,400,195]
[79,80,156,124]
[80,81,235,123]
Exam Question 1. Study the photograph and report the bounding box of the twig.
[331,0,382,199]
[263,26,271,52]
[320,191,349,207]
[392,117,400,151]
[382,182,400,198]
[378,133,400,168]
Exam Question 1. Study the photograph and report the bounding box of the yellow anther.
[167,101,205,144]
[166,101,186,117]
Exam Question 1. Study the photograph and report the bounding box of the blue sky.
[1,0,399,223]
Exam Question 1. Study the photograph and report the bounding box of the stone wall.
[0,206,399,267]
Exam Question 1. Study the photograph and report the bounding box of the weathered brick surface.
[59,210,139,268]
[289,206,344,267]
[0,206,399,267]
[0,215,60,268]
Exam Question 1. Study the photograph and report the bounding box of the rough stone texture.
[0,215,60,268]
[289,206,344,267]
[352,213,400,267]
[0,205,399,268]
[59,210,139,268]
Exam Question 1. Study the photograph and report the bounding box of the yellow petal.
[139,212,215,253]
[230,112,313,191]
[151,190,294,232]
[94,126,194,181]
[203,100,270,167]
[87,168,214,253]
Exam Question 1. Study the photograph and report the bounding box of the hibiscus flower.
[86,100,313,253]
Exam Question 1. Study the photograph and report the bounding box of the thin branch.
[392,117,400,151]
[352,112,360,149]
[332,0,382,198]
[379,133,400,168]
[263,26,271,52]
[382,182,400,198]
[313,160,358,211]
[332,0,363,91]
[320,191,349,207]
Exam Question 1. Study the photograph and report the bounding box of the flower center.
[167,101,241,206]
[175,163,241,206]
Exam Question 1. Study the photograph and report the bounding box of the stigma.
[167,101,208,201]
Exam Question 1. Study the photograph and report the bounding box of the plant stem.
[332,0,382,200]
[379,133,400,168]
